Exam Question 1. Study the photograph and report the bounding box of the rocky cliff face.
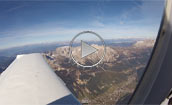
[43,39,154,105]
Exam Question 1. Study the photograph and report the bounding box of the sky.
[0,0,165,50]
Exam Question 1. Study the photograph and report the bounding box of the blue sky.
[0,0,165,49]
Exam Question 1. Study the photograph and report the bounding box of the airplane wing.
[0,53,80,105]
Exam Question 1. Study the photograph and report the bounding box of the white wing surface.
[0,53,80,105]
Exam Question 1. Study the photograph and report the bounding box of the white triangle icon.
[81,40,98,58]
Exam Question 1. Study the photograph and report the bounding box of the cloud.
[91,20,105,27]
[6,5,26,13]
[0,0,164,49]
[119,0,164,25]
[120,21,124,25]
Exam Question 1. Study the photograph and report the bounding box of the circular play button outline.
[69,31,106,68]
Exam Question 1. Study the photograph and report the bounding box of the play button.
[81,40,98,58]
[69,31,106,68]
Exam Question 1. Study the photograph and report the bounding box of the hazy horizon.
[0,37,156,50]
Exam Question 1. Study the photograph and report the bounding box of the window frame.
[128,0,172,104]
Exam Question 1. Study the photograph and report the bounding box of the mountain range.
[43,39,154,104]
